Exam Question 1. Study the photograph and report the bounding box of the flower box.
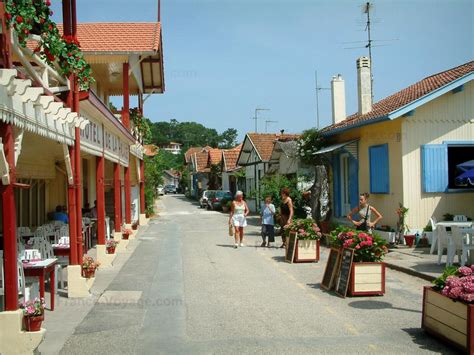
[294,239,320,263]
[422,286,474,353]
[106,246,116,254]
[348,262,385,296]
[24,314,44,332]
[82,268,96,278]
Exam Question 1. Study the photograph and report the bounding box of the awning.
[314,139,358,155]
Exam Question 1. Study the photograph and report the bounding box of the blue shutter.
[421,144,448,192]
[332,154,341,217]
[348,155,359,210]
[369,144,389,194]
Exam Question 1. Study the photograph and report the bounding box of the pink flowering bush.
[434,265,474,304]
[20,297,45,317]
[284,218,322,240]
[330,226,388,262]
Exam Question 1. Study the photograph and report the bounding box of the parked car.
[207,190,233,210]
[164,184,177,194]
[157,185,164,196]
[200,190,216,208]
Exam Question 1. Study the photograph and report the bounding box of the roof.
[143,144,159,156]
[323,61,474,135]
[222,144,243,172]
[208,148,222,165]
[185,147,208,164]
[164,169,181,177]
[57,23,161,53]
[194,151,210,173]
[247,133,300,161]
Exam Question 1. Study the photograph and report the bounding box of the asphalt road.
[59,195,456,354]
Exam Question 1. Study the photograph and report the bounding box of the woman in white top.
[229,191,249,248]
[347,192,383,233]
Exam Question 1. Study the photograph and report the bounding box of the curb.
[384,262,436,282]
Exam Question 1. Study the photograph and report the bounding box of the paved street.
[56,195,454,354]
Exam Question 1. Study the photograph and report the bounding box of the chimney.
[331,74,346,124]
[357,56,372,115]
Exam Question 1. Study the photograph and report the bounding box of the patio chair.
[452,226,474,266]
[429,217,438,254]
[454,215,468,222]
[437,226,456,266]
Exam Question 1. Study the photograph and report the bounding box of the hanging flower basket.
[81,256,99,278]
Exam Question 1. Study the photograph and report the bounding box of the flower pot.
[82,268,96,278]
[122,234,129,240]
[404,235,416,247]
[106,246,116,254]
[24,314,44,332]
[422,286,474,353]
[348,262,385,296]
[294,239,320,263]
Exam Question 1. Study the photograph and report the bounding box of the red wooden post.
[74,108,83,260]
[0,2,13,69]
[96,155,105,244]
[124,164,131,224]
[140,159,145,214]
[0,122,18,310]
[122,63,130,129]
[114,163,122,232]
[67,145,78,265]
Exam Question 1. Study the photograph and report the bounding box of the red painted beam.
[140,159,145,214]
[0,3,13,69]
[0,122,18,310]
[73,78,83,261]
[114,163,122,232]
[68,145,78,265]
[124,164,131,224]
[122,63,130,129]
[96,155,105,244]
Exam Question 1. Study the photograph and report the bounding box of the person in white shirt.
[261,196,276,247]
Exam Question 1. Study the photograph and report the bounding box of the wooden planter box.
[422,286,474,353]
[294,239,320,263]
[348,262,385,296]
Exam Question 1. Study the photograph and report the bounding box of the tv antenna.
[251,108,270,133]
[265,120,278,133]
[343,2,398,100]
[315,70,330,129]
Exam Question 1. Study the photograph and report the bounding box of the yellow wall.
[402,80,474,229]
[331,119,403,227]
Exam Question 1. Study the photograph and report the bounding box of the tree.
[219,128,238,149]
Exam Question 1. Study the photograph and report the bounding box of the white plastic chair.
[454,215,468,222]
[437,226,455,266]
[452,226,474,266]
[429,217,438,254]
[447,226,463,265]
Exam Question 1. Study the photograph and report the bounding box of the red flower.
[5,13,12,20]
[24,29,29,34]
[40,18,45,24]
[48,24,53,31]
[33,46,41,53]
[16,16,23,23]
[46,0,51,6]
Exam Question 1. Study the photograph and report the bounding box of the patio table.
[22,258,57,311]
[52,244,70,257]
[436,221,472,228]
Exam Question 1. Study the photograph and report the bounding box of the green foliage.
[219,128,238,149]
[130,108,152,144]
[443,213,454,221]
[297,128,326,165]
[432,266,458,290]
[423,224,433,232]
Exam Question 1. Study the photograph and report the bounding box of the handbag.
[356,205,370,231]
[228,223,234,237]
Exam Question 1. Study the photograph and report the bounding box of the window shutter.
[369,144,389,194]
[421,144,448,193]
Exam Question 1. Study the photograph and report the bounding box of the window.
[14,179,47,228]
[422,143,474,192]
[369,144,389,194]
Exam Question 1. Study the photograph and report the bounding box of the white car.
[199,190,216,208]
[157,186,164,196]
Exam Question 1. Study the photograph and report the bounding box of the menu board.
[335,248,354,298]
[285,232,297,263]
[321,248,341,290]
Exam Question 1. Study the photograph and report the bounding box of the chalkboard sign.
[285,232,297,263]
[335,248,354,298]
[321,248,341,290]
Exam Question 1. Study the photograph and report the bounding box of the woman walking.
[347,192,383,233]
[229,191,249,248]
[279,188,294,248]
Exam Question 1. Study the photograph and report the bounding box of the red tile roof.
[143,144,159,156]
[185,147,208,164]
[194,151,210,173]
[222,144,243,171]
[323,61,474,134]
[208,148,222,165]
[248,133,300,161]
[57,23,161,53]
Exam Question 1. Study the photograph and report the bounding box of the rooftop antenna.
[251,108,270,133]
[343,2,398,101]
[157,0,161,21]
[315,70,330,129]
[265,120,278,133]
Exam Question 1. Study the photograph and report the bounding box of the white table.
[436,221,472,228]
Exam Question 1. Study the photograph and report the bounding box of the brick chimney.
[357,56,372,115]
[331,74,346,124]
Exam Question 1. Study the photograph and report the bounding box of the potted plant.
[122,227,133,240]
[396,203,414,246]
[81,256,100,278]
[285,218,322,263]
[331,227,388,296]
[422,265,474,353]
[106,240,119,254]
[422,223,433,245]
[132,221,138,230]
[20,297,45,332]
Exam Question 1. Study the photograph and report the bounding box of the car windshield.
[216,191,232,199]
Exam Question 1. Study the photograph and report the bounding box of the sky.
[52,0,473,140]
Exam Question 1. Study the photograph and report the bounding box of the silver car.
[157,185,164,196]
[199,190,216,208]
